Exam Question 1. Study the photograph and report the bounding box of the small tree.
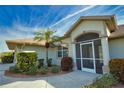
[34,28,62,67]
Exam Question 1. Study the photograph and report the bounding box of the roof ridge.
[79,15,115,18]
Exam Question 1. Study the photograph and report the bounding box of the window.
[57,47,68,57]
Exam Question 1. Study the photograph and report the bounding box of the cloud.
[0,24,36,40]
[0,5,124,41]
[55,18,76,36]
[0,5,124,53]
[117,15,124,25]
[52,5,124,36]
[50,5,96,28]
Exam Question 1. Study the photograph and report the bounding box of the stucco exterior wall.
[71,20,107,41]
[62,37,72,57]
[22,45,59,65]
[109,38,124,59]
[64,20,109,59]
[63,21,109,58]
[62,20,111,73]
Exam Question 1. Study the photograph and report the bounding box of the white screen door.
[80,42,96,73]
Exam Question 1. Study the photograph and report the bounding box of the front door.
[80,42,96,73]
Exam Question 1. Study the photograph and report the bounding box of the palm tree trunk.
[45,42,50,66]
[46,48,48,66]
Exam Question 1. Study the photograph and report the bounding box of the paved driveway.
[0,63,15,71]
[0,69,100,88]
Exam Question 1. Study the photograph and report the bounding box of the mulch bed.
[111,83,124,88]
[5,70,72,78]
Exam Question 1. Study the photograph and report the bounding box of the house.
[6,38,68,65]
[6,15,124,74]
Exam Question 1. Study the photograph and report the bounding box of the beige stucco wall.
[62,37,72,57]
[62,20,110,73]
[63,20,109,58]
[109,38,124,59]
[71,20,107,41]
[21,45,59,65]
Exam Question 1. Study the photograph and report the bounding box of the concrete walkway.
[0,63,15,71]
[0,70,100,88]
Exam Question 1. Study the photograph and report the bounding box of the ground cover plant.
[83,74,118,88]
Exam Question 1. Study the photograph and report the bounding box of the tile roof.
[6,38,55,47]
[109,24,124,39]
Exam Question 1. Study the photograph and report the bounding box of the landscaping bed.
[4,52,73,78]
[111,83,124,88]
[83,74,119,88]
[83,58,124,88]
[5,69,71,78]
[5,61,72,78]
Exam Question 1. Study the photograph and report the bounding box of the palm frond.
[51,36,63,43]
[34,28,62,43]
[34,31,45,41]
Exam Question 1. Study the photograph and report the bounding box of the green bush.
[38,59,44,68]
[109,59,124,82]
[83,74,118,88]
[9,65,22,73]
[51,66,60,73]
[16,52,37,72]
[1,52,14,63]
[61,57,73,71]
[26,66,38,75]
[38,67,48,74]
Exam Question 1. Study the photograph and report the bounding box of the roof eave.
[63,15,117,38]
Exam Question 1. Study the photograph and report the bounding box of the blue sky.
[0,5,124,52]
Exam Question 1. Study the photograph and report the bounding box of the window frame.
[57,46,68,58]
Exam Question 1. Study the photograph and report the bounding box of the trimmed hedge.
[16,52,37,72]
[26,66,38,75]
[1,52,14,63]
[61,57,73,71]
[109,59,124,82]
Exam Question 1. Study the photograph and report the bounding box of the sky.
[0,5,124,52]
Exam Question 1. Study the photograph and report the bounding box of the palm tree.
[34,28,62,67]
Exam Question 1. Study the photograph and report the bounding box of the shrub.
[61,57,73,71]
[9,65,22,73]
[51,66,60,73]
[38,59,44,68]
[38,67,48,74]
[109,59,124,82]
[16,52,37,72]
[1,52,14,63]
[26,66,38,75]
[47,58,52,67]
[83,74,118,88]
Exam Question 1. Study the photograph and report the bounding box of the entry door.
[80,42,96,73]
